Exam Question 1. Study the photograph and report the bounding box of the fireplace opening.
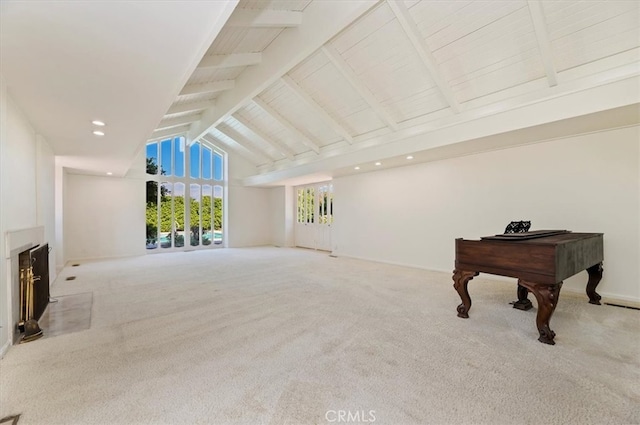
[16,244,50,343]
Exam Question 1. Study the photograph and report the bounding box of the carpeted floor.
[1,247,638,425]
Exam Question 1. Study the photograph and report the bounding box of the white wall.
[0,76,9,353]
[225,151,273,248]
[269,186,294,248]
[0,80,56,353]
[227,185,273,247]
[64,174,145,261]
[36,135,56,282]
[332,126,640,302]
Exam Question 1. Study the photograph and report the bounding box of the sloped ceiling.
[154,0,639,186]
[2,1,639,183]
[0,0,238,175]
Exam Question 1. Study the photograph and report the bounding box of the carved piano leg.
[452,269,479,318]
[512,281,533,310]
[586,263,603,305]
[518,281,563,345]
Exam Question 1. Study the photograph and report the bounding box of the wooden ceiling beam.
[321,44,398,130]
[187,1,381,142]
[527,0,558,87]
[226,9,302,28]
[281,75,354,144]
[149,125,190,142]
[155,114,201,131]
[252,97,321,154]
[205,130,269,166]
[180,80,235,96]
[232,115,296,161]
[198,53,262,70]
[387,0,460,113]
[215,125,281,162]
[166,100,215,115]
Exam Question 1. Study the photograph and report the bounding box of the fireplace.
[17,244,50,342]
[5,226,47,344]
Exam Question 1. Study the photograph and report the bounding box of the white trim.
[0,339,10,359]
[227,9,302,28]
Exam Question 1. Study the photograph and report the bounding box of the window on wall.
[296,184,332,225]
[318,184,333,224]
[146,136,225,250]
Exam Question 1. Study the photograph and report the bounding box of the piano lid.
[481,230,570,241]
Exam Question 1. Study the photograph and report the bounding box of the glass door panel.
[173,183,185,248]
[202,185,213,245]
[160,182,172,248]
[190,184,201,246]
[145,180,158,249]
[214,185,223,245]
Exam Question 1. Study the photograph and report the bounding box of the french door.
[295,182,333,251]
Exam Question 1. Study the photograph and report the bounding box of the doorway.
[295,182,333,251]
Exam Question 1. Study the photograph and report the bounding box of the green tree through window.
[146,138,224,250]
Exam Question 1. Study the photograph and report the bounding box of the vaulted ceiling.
[2,1,639,185]
[153,0,640,186]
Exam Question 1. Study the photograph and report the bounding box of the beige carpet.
[1,247,638,425]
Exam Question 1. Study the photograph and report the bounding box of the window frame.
[145,135,227,251]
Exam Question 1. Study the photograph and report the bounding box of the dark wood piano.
[453,230,603,345]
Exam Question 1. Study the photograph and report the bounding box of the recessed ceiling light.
[354,166,360,170]
[106,172,113,176]
[93,130,105,136]
[406,155,414,160]
[375,162,381,166]
[92,120,106,126]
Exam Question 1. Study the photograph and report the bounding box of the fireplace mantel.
[5,226,44,259]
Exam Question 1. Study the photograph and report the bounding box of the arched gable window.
[145,136,225,250]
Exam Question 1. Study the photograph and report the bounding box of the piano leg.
[452,269,479,318]
[512,281,533,310]
[519,280,563,345]
[586,263,603,305]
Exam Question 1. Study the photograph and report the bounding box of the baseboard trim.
[0,339,11,359]
[332,252,640,305]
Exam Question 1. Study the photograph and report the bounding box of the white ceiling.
[0,0,238,175]
[2,0,639,183]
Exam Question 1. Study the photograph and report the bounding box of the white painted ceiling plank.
[156,114,202,131]
[527,0,558,87]
[321,44,398,130]
[190,66,244,84]
[252,97,321,154]
[291,51,390,135]
[198,52,262,69]
[238,103,309,155]
[281,75,354,144]
[386,0,460,113]
[216,125,281,162]
[232,114,297,160]
[208,128,272,165]
[149,125,191,141]
[180,80,235,95]
[188,1,381,142]
[553,30,640,73]
[202,133,263,166]
[227,9,302,28]
[166,100,216,115]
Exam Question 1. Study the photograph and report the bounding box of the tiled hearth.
[38,293,92,339]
